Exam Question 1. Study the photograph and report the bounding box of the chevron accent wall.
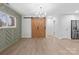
[0,4,21,52]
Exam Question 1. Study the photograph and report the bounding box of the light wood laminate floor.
[1,37,79,55]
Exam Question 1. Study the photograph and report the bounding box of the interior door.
[32,17,46,38]
[71,20,79,39]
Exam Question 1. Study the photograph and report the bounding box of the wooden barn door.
[32,17,46,38]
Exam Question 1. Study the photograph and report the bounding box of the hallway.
[1,36,79,55]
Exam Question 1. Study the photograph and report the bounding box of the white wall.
[46,16,57,37]
[22,17,55,38]
[46,15,79,39]
[56,15,72,39]
[55,14,79,39]
[21,15,79,39]
[22,17,32,38]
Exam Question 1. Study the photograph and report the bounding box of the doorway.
[31,17,46,38]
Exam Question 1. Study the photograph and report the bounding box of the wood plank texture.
[1,37,79,55]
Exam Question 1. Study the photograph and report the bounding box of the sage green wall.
[0,4,21,52]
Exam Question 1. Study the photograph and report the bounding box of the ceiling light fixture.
[34,5,46,17]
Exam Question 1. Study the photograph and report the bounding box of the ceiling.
[6,3,79,16]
